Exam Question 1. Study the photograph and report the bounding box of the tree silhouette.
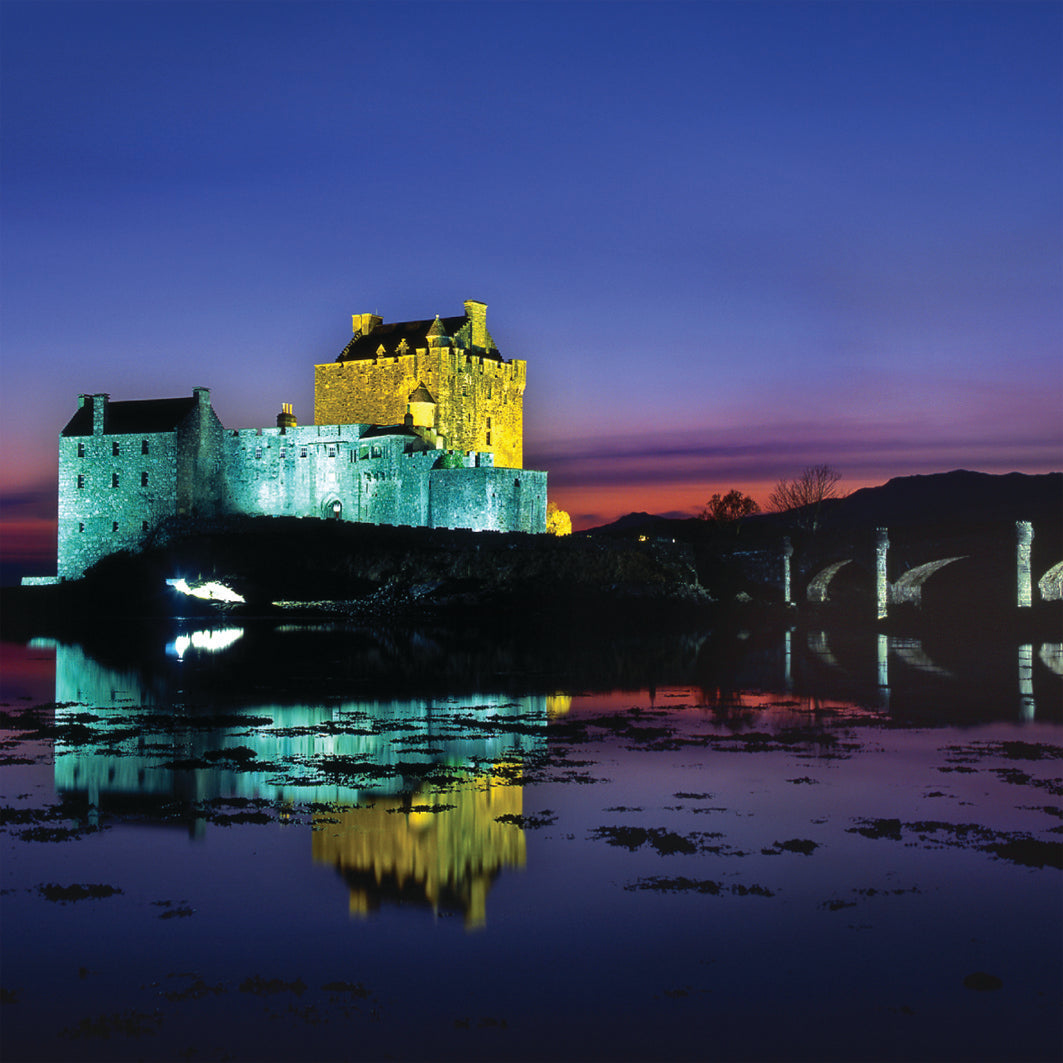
[699,490,759,532]
[768,464,842,531]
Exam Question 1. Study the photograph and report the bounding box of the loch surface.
[1,621,1060,1062]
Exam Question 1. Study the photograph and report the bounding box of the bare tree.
[768,464,842,531]
[699,490,759,533]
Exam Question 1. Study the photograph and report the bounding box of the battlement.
[54,303,544,580]
[315,301,525,468]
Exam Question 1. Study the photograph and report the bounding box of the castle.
[54,301,547,581]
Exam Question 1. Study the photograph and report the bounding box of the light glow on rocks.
[166,578,245,603]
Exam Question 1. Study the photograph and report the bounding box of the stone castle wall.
[55,304,546,581]
[428,467,546,534]
[221,422,545,534]
[58,429,179,580]
[178,390,228,516]
[314,348,526,468]
[57,394,225,580]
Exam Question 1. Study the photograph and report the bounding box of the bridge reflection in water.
[792,628,1061,721]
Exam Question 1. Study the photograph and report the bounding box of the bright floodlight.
[166,578,245,603]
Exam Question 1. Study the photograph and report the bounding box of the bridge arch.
[891,556,967,607]
[806,560,852,603]
[1038,561,1063,601]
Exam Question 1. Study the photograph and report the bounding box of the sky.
[2,0,1060,576]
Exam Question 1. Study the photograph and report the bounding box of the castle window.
[77,442,85,458]
[142,439,149,455]
[77,475,85,490]
[300,447,308,458]
[112,441,120,457]
[78,522,84,533]
[328,446,336,458]
[112,521,119,532]
[255,447,262,460]
[141,471,149,487]
[112,473,119,488]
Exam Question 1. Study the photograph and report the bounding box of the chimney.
[277,402,297,430]
[352,313,383,336]
[90,393,108,435]
[464,300,488,349]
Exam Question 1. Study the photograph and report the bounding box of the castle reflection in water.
[27,620,1060,926]
[33,631,564,927]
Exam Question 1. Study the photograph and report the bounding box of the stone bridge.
[783,521,1061,620]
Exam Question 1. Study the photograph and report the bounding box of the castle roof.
[61,396,199,437]
[408,383,436,404]
[426,315,449,340]
[336,314,501,363]
[360,423,424,439]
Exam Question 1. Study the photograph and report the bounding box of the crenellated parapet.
[50,302,546,581]
[313,301,526,468]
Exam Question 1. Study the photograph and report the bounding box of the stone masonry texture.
[55,304,546,580]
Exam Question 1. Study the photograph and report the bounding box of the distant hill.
[821,470,1062,528]
[589,470,1062,538]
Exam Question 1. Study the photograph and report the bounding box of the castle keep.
[315,300,525,468]
[56,302,547,581]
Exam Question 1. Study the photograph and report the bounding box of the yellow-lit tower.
[313,300,526,468]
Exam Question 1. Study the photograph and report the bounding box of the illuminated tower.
[313,300,526,468]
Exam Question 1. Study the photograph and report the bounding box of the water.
[1,621,1060,1062]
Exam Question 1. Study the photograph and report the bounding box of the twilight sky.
[2,0,1060,573]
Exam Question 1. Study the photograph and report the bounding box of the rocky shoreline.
[0,518,724,639]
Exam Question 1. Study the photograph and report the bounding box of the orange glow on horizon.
[551,477,885,531]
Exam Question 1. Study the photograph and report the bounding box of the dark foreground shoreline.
[3,514,1059,645]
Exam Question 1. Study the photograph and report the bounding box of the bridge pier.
[784,628,793,690]
[1018,643,1035,719]
[782,537,793,604]
[875,527,889,621]
[877,632,890,710]
[1016,521,1033,608]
